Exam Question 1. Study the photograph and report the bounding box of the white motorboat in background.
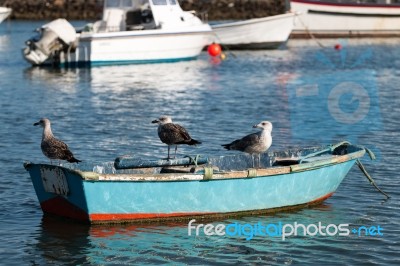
[291,0,400,37]
[0,7,11,24]
[22,0,213,67]
[212,12,295,49]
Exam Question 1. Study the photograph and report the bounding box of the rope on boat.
[183,154,202,167]
[297,141,388,198]
[295,13,326,49]
[356,159,390,199]
[364,147,376,160]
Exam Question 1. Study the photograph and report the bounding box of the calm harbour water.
[0,21,399,265]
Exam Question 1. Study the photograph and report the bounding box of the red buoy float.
[334,44,342,50]
[208,43,222,57]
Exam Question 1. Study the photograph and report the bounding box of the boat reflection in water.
[23,57,211,97]
[32,203,337,264]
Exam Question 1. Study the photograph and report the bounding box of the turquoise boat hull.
[24,142,367,224]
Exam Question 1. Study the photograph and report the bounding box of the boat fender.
[203,166,214,180]
[80,171,100,181]
[247,168,257,178]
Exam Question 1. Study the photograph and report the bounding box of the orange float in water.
[208,43,222,57]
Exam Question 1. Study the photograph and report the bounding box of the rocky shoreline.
[0,0,287,20]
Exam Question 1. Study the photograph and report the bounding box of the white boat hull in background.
[22,0,212,67]
[60,28,212,66]
[291,0,400,37]
[0,7,11,24]
[212,12,295,49]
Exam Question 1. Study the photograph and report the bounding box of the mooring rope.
[364,147,376,160]
[295,13,326,49]
[356,159,390,199]
[211,32,237,59]
[297,141,389,199]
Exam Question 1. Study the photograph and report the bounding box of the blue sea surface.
[0,21,399,265]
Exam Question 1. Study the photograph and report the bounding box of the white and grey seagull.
[222,121,272,168]
[152,115,201,159]
[34,118,81,164]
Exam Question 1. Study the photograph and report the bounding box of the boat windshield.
[152,0,167,5]
[122,0,132,7]
[104,0,177,8]
[105,0,144,8]
[106,0,120,8]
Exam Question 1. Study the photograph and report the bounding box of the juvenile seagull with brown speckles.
[152,115,201,159]
[34,118,81,164]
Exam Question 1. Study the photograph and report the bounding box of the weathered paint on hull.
[40,192,334,224]
[26,159,357,224]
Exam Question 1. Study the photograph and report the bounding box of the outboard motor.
[23,19,77,65]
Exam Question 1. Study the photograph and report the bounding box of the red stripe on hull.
[40,196,89,221]
[89,192,335,222]
[308,192,334,205]
[90,212,210,221]
[40,193,334,223]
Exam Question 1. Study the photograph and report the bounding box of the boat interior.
[66,143,359,176]
[89,0,156,32]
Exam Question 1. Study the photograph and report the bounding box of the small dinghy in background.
[0,7,11,24]
[211,12,296,49]
[24,141,382,224]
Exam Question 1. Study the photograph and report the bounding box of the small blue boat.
[24,142,371,224]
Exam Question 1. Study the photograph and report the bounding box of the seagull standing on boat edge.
[34,118,81,164]
[222,121,272,168]
[152,115,201,160]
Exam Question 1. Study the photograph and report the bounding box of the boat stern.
[24,162,91,222]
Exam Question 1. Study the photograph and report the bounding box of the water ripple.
[1,23,399,265]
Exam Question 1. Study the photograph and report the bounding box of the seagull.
[222,121,272,168]
[152,115,201,159]
[34,118,81,164]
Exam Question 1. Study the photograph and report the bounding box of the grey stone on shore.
[0,0,287,20]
